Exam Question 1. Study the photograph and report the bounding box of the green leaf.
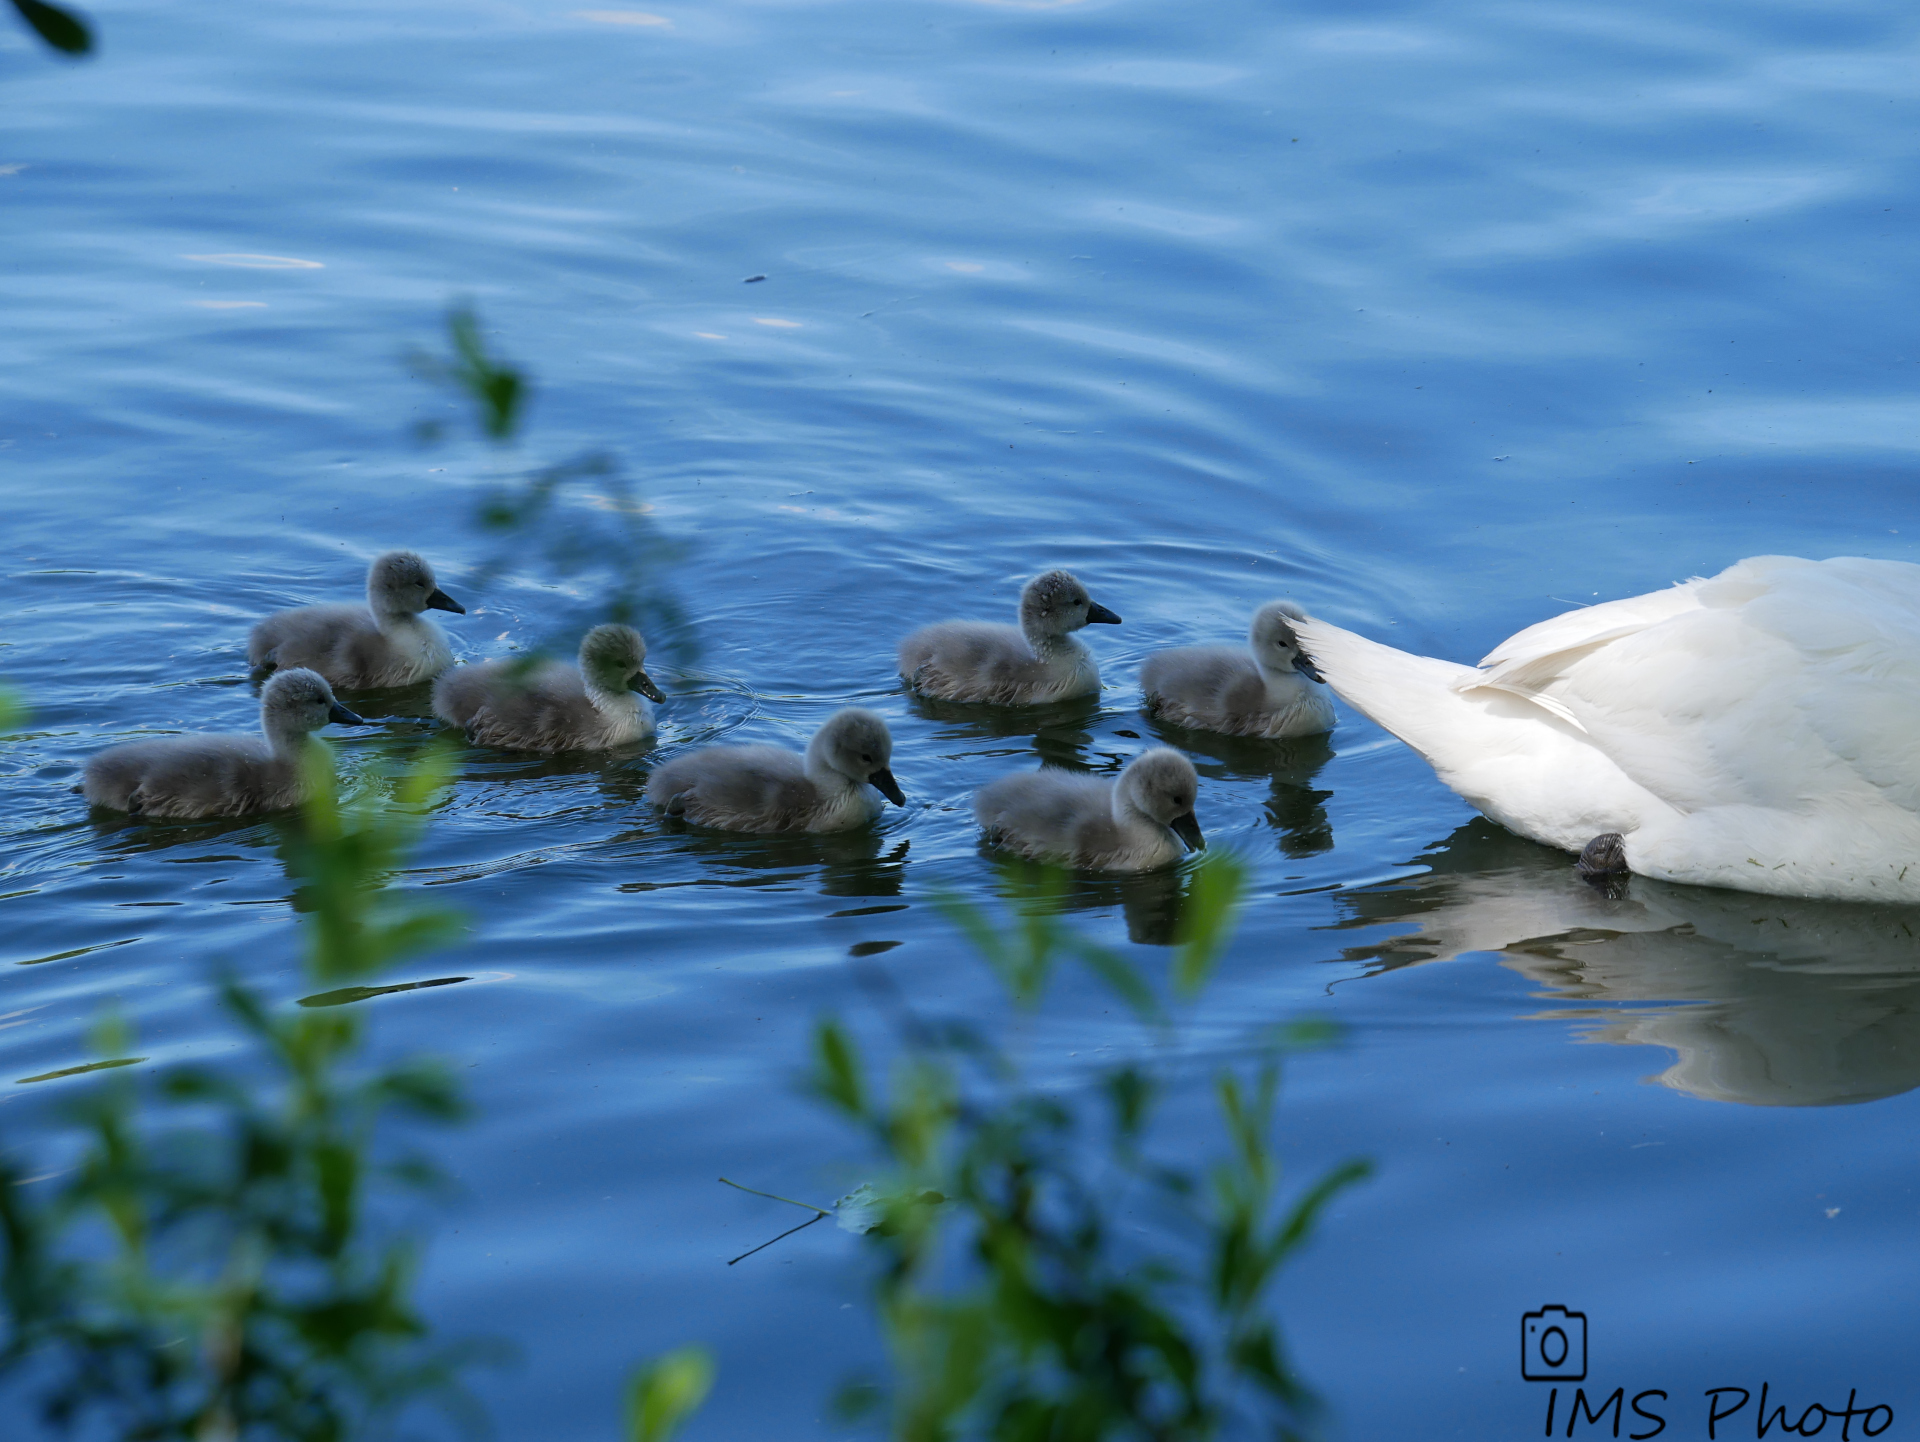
[625,1346,715,1442]
[1070,940,1162,1026]
[1171,850,1248,999]
[1103,1066,1155,1140]
[446,303,528,442]
[1271,1158,1374,1261]
[11,0,92,56]
[1274,1016,1343,1051]
[810,1019,866,1116]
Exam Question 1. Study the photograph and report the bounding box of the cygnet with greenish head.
[433,624,664,752]
[974,746,1205,871]
[645,707,906,833]
[81,669,365,820]
[898,569,1121,704]
[1141,600,1334,739]
[248,550,466,689]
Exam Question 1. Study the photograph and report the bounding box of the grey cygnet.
[974,747,1205,871]
[897,569,1121,704]
[1141,601,1334,739]
[248,550,466,689]
[645,707,905,833]
[433,624,665,752]
[81,669,365,820]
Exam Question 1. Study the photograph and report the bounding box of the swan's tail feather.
[1457,680,1587,732]
[1291,617,1480,761]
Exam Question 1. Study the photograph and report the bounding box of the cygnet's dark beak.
[1086,601,1122,625]
[1170,811,1205,851]
[869,767,906,806]
[1293,652,1326,684]
[327,702,367,726]
[426,588,466,615]
[630,670,667,703]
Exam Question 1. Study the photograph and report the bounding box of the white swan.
[645,707,905,833]
[898,570,1121,704]
[1141,600,1335,739]
[248,550,465,689]
[974,747,1204,871]
[82,669,365,819]
[433,624,664,752]
[1292,555,1920,902]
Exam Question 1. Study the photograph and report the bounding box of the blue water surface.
[4,0,1919,1436]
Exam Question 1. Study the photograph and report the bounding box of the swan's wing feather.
[1465,682,1587,732]
[974,770,1110,857]
[248,605,375,676]
[1464,581,1710,692]
[899,622,1052,703]
[647,745,814,830]
[440,662,598,750]
[1739,558,1920,813]
[1555,557,1920,816]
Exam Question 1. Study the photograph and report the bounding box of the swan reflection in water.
[1142,722,1335,859]
[1330,820,1920,1108]
[978,851,1188,946]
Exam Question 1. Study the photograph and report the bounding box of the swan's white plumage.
[1295,556,1920,903]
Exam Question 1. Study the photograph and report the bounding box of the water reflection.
[83,809,283,855]
[906,692,1119,770]
[1142,723,1336,859]
[1331,821,1920,1108]
[979,849,1188,946]
[621,825,911,900]
[299,974,471,1007]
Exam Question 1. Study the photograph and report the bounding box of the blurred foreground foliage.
[797,851,1370,1442]
[0,744,495,1440]
[408,304,694,663]
[4,296,1361,1437]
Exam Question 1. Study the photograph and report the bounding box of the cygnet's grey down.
[974,747,1205,871]
[81,669,365,820]
[1141,601,1334,739]
[248,550,466,689]
[644,707,906,833]
[897,569,1121,704]
[432,624,665,752]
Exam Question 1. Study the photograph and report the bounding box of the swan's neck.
[1024,624,1086,659]
[804,741,860,797]
[584,674,640,720]
[1110,786,1160,834]
[1254,656,1306,693]
[368,593,426,631]
[261,717,314,760]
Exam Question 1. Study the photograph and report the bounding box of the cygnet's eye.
[860,753,874,764]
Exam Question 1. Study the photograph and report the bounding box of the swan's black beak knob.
[631,671,667,703]
[1086,601,1122,625]
[426,589,466,615]
[328,702,367,726]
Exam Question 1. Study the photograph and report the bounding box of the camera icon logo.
[1520,1305,1587,1382]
